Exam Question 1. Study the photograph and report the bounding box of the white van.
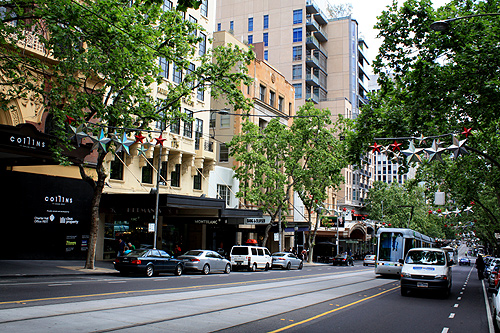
[230,245,272,271]
[399,248,452,297]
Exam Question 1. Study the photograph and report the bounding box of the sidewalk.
[0,260,117,278]
[0,259,333,279]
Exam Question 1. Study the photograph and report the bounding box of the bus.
[375,228,434,276]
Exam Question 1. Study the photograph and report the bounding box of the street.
[0,256,492,333]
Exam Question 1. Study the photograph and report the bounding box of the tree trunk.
[84,155,107,270]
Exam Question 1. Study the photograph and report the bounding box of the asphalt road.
[0,257,492,332]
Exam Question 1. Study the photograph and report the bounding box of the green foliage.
[350,0,500,246]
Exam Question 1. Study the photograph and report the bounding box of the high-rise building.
[216,0,374,254]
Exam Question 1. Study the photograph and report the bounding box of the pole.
[153,144,162,249]
[278,207,282,251]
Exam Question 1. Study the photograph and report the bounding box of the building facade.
[216,0,373,258]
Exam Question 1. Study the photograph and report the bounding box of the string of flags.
[369,127,472,163]
[66,116,165,157]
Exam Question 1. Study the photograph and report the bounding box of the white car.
[271,252,303,270]
[489,285,500,330]
[363,254,376,266]
[230,245,272,271]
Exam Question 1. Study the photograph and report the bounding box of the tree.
[1,0,254,268]
[350,0,500,246]
[229,103,352,260]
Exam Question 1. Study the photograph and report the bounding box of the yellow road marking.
[268,286,400,333]
[0,269,370,305]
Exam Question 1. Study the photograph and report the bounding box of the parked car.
[363,255,376,266]
[114,249,184,277]
[230,245,272,271]
[271,252,303,270]
[332,253,354,266]
[485,258,500,279]
[459,257,471,266]
[489,264,500,288]
[488,284,500,331]
[178,250,231,274]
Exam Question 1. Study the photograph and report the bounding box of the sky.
[316,0,450,73]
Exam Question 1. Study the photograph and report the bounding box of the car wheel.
[286,262,291,270]
[202,264,210,275]
[224,264,231,274]
[146,264,154,277]
[174,264,183,276]
[401,287,408,296]
[298,262,303,270]
[250,263,257,272]
[265,263,270,271]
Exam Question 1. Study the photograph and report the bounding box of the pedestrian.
[174,244,182,257]
[128,242,135,251]
[117,238,126,257]
[476,254,485,280]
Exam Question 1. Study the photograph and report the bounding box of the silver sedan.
[271,252,303,270]
[178,250,231,274]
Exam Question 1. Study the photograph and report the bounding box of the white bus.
[375,228,434,276]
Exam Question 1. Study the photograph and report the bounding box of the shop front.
[99,193,262,259]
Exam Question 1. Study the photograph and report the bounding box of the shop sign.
[2,131,50,152]
[194,219,219,225]
[245,217,268,225]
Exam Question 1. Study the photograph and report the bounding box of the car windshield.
[405,250,446,266]
[182,250,204,256]
[124,250,149,257]
[335,254,347,259]
[272,253,288,257]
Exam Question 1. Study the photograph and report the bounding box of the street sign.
[148,223,155,232]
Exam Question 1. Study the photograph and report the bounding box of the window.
[219,143,229,162]
[248,17,253,32]
[156,110,166,131]
[217,184,231,206]
[259,85,266,102]
[248,35,253,44]
[171,164,181,187]
[220,113,230,128]
[183,109,193,138]
[160,161,168,185]
[292,64,302,80]
[263,32,268,47]
[142,158,153,184]
[264,50,268,61]
[278,96,284,112]
[172,62,182,84]
[293,83,302,99]
[292,46,302,61]
[263,15,269,29]
[188,15,197,36]
[199,32,206,55]
[162,0,172,11]
[170,108,180,134]
[200,0,208,17]
[230,21,234,31]
[159,57,168,79]
[269,90,275,107]
[209,111,216,128]
[197,84,205,101]
[293,28,302,43]
[194,118,203,150]
[293,9,303,24]
[193,169,203,190]
[110,151,124,180]
[217,23,221,31]
[186,63,195,89]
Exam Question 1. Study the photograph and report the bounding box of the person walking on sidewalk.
[476,254,485,280]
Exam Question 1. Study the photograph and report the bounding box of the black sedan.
[332,253,354,266]
[114,249,184,277]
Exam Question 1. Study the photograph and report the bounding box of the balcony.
[314,26,328,42]
[306,35,320,50]
[306,16,320,32]
[305,54,320,69]
[314,12,328,25]
[305,92,319,104]
[306,0,320,14]
[305,73,320,87]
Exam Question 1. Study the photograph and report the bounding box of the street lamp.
[430,13,500,31]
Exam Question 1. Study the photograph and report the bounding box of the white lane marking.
[189,276,202,279]
[454,304,459,308]
[460,291,464,295]
[48,284,71,287]
[449,313,455,319]
[441,327,449,333]
[108,281,127,284]
[457,297,462,300]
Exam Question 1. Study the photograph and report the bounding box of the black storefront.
[99,193,262,259]
[0,123,93,259]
